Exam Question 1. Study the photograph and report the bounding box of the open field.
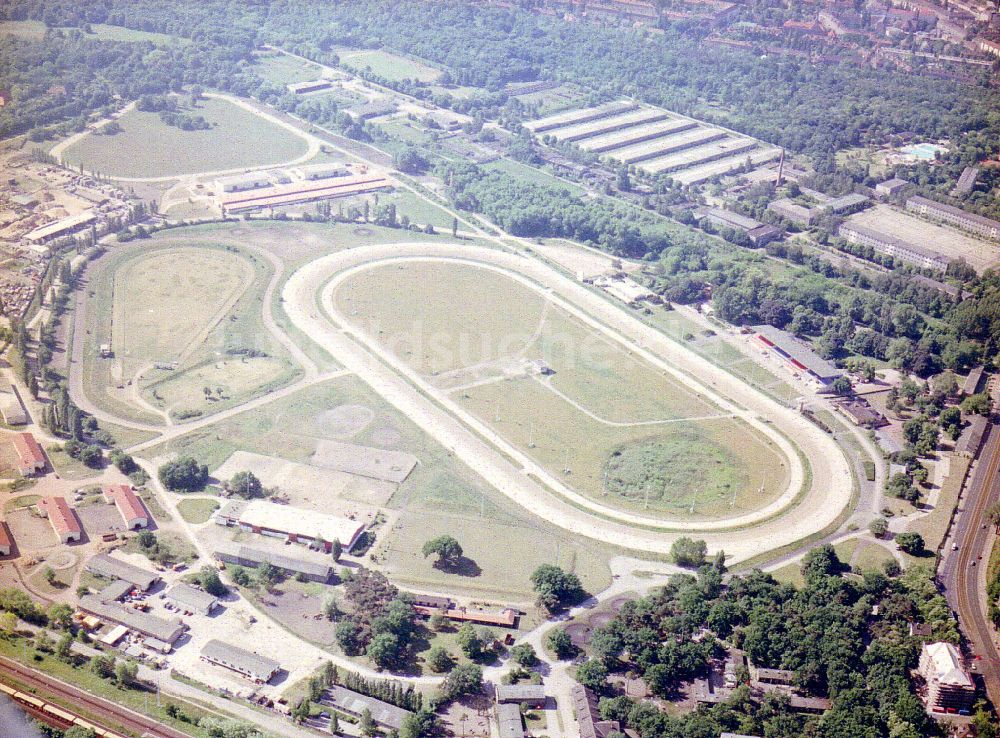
[253,52,327,86]
[60,96,310,179]
[0,21,187,45]
[177,497,220,524]
[337,48,442,82]
[112,247,251,378]
[147,374,614,598]
[482,158,585,195]
[845,205,1000,273]
[333,259,788,520]
[79,238,297,424]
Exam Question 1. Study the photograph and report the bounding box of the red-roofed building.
[10,432,46,476]
[38,496,81,543]
[105,484,148,530]
[0,521,11,556]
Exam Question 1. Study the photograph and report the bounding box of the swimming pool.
[901,143,947,160]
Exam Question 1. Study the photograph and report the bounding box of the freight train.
[0,680,127,738]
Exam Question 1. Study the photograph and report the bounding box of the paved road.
[0,654,192,738]
[941,420,1000,706]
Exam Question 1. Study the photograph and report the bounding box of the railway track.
[944,422,1000,707]
[0,654,193,738]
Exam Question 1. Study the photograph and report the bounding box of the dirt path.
[283,243,854,560]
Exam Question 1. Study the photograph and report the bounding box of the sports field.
[337,48,442,82]
[60,96,310,178]
[112,247,251,379]
[147,375,613,598]
[254,52,327,86]
[80,240,297,424]
[333,260,789,520]
[0,21,186,45]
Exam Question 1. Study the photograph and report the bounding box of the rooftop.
[78,594,184,643]
[85,553,160,590]
[753,325,843,380]
[325,686,413,730]
[908,195,1000,231]
[238,500,365,548]
[12,432,45,465]
[105,484,147,522]
[201,639,280,681]
[213,541,333,580]
[38,496,81,536]
[166,583,218,612]
[838,222,948,265]
[24,211,96,242]
[496,683,546,702]
[497,703,524,738]
[96,579,135,603]
[921,642,973,688]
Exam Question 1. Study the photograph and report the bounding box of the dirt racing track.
[283,241,855,563]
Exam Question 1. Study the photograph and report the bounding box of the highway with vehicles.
[0,654,192,738]
[941,419,1000,708]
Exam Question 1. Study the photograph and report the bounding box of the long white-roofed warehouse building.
[201,639,280,683]
[165,583,219,615]
[213,499,365,553]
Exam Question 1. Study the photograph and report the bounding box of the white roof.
[238,500,364,546]
[24,210,96,241]
[922,642,973,687]
[100,624,129,646]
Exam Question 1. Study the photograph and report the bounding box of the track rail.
[945,422,1000,706]
[0,654,193,738]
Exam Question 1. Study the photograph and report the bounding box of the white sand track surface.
[282,242,855,563]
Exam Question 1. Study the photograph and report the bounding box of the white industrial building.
[290,162,350,181]
[214,499,365,552]
[215,172,273,193]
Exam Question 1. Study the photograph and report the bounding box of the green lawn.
[79,238,298,426]
[61,96,310,178]
[2,493,40,513]
[0,21,186,45]
[254,52,327,86]
[483,158,585,195]
[851,541,897,573]
[177,497,220,524]
[770,562,805,587]
[47,446,103,481]
[906,454,971,554]
[338,48,442,82]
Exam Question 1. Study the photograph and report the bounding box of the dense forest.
[579,551,982,738]
[2,0,997,376]
[437,159,993,377]
[3,0,1000,168]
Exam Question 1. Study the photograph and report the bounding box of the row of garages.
[526,100,773,181]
